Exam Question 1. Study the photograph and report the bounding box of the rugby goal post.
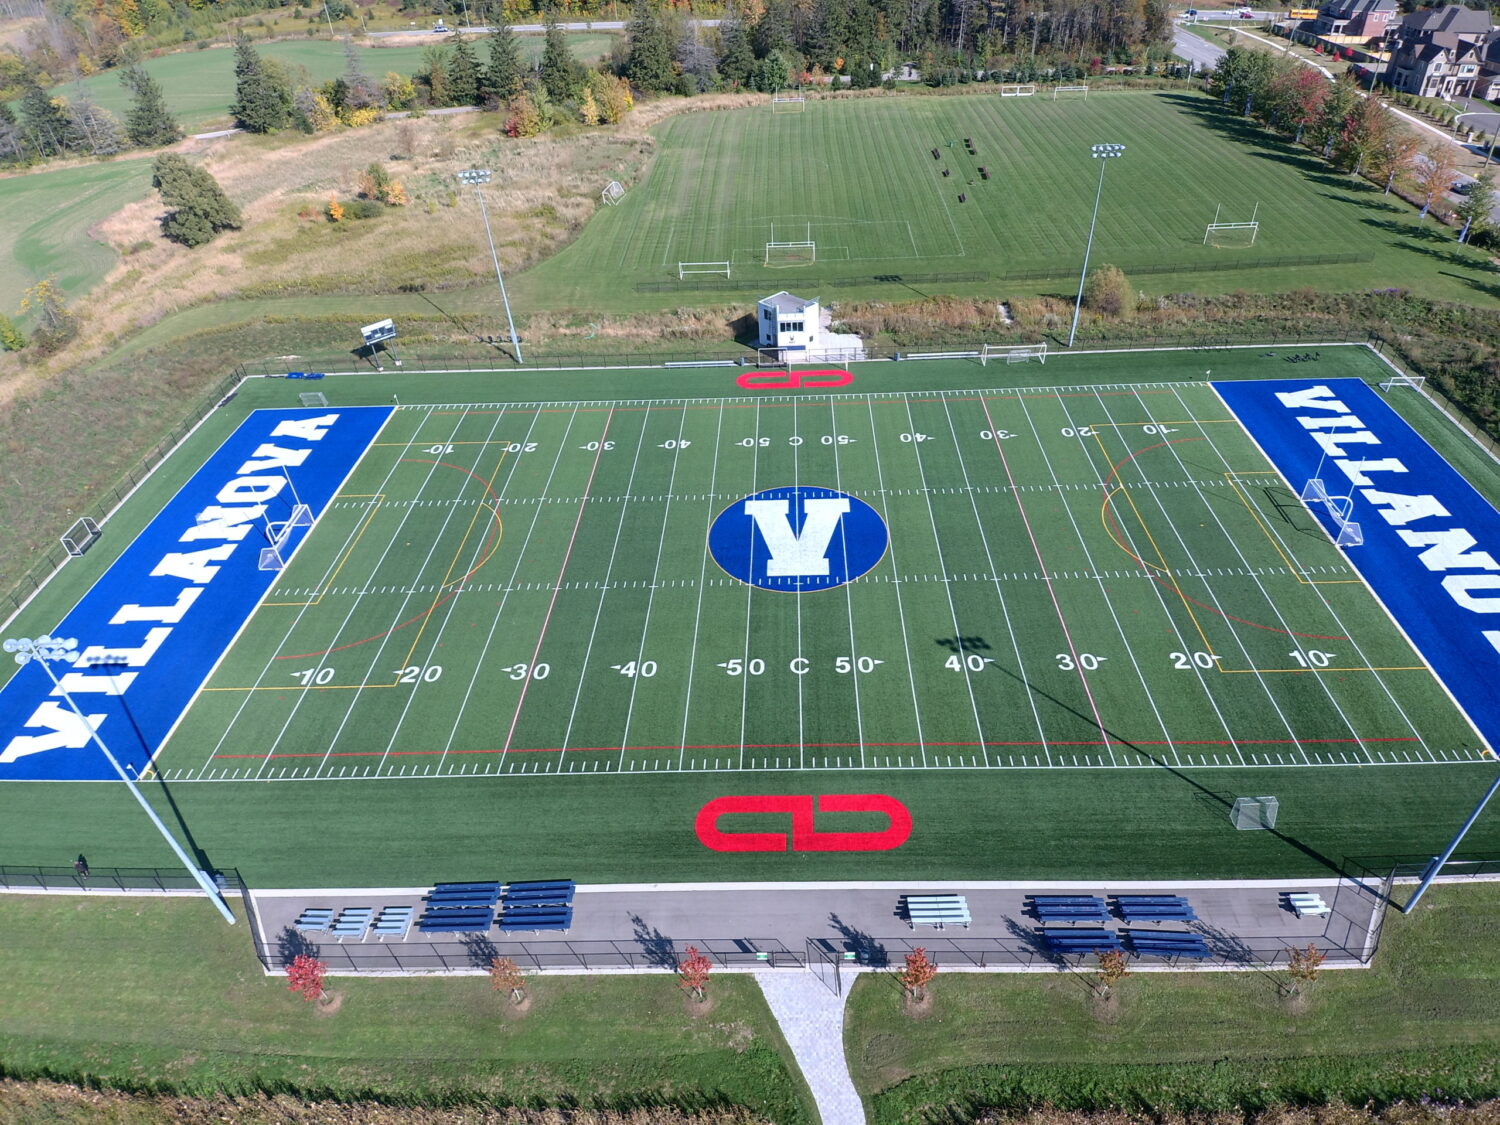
[678,260,731,279]
[601,180,626,205]
[1000,83,1037,96]
[1300,478,1364,547]
[981,342,1048,365]
[765,222,815,267]
[60,517,101,558]
[1204,202,1260,246]
[771,90,807,112]
[1052,84,1089,98]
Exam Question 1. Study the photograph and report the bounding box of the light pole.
[1068,143,1124,349]
[457,168,524,365]
[3,635,235,924]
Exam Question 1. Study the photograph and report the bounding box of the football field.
[3,347,1498,887]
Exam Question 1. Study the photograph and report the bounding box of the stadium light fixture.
[457,169,524,365]
[1067,143,1125,350]
[2,634,236,924]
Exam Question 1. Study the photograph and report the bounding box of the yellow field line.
[261,494,386,607]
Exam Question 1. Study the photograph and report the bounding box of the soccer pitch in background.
[165,383,1483,779]
[7,348,1500,886]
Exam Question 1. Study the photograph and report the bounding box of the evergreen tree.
[120,63,182,147]
[341,37,381,110]
[716,17,755,88]
[753,0,794,58]
[446,31,482,106]
[152,153,242,247]
[625,0,676,93]
[17,75,75,157]
[68,93,125,155]
[230,35,292,133]
[540,14,583,102]
[483,23,525,102]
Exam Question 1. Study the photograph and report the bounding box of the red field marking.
[695,793,911,852]
[211,734,1418,762]
[275,458,505,661]
[736,369,856,391]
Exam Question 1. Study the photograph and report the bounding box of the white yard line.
[676,405,729,769]
[735,403,762,770]
[792,397,806,767]
[826,398,868,766]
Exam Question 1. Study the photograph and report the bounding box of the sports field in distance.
[519,91,1499,309]
[2,347,1497,887]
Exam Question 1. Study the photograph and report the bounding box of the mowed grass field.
[0,347,1491,888]
[518,91,1500,309]
[38,33,621,132]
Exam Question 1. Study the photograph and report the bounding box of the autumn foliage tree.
[286,953,327,1002]
[1095,949,1131,997]
[1284,942,1326,996]
[490,956,526,1003]
[677,945,713,1001]
[899,947,938,1001]
[1415,143,1460,220]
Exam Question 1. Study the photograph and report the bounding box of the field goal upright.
[771,89,807,113]
[1205,202,1260,246]
[765,222,816,267]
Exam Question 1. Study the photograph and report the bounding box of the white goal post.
[771,90,807,112]
[1300,478,1364,547]
[60,517,101,558]
[678,260,731,279]
[981,342,1048,365]
[1205,202,1260,246]
[601,180,626,205]
[764,241,816,267]
[1380,372,1426,392]
[1052,84,1089,98]
[1000,84,1037,96]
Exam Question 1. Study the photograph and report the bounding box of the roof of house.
[759,291,815,313]
[1395,4,1492,38]
[1320,0,1396,20]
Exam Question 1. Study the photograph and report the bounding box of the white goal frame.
[601,180,626,206]
[771,91,807,113]
[1000,84,1037,96]
[1380,372,1426,392]
[60,517,101,558]
[1205,202,1260,245]
[981,342,1048,365]
[258,504,313,572]
[1052,84,1089,99]
[1300,478,1363,547]
[764,240,816,267]
[678,260,731,279]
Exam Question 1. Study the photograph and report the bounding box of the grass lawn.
[0,893,813,1121]
[846,881,1500,1124]
[40,34,621,132]
[515,90,1499,313]
[0,157,156,313]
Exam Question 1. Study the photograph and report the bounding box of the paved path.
[756,969,864,1125]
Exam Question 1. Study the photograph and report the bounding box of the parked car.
[1453,180,1474,195]
[432,20,449,31]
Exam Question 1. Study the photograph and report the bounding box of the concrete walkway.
[755,969,864,1125]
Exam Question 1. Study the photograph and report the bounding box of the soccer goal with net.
[1380,372,1426,392]
[771,90,806,113]
[678,261,731,279]
[60,517,101,558]
[601,180,626,206]
[981,342,1047,365]
[764,222,815,267]
[1000,84,1037,96]
[1204,202,1260,246]
[1301,478,1363,547]
[1052,84,1089,99]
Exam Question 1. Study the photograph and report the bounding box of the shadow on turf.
[977,659,1346,877]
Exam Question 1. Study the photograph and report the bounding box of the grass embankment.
[0,895,812,1123]
[848,882,1500,1125]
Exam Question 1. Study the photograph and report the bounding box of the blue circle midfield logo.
[708,486,888,592]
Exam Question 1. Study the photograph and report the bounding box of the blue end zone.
[1214,378,1500,754]
[0,407,392,780]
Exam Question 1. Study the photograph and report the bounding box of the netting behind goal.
[1301,478,1363,547]
[1230,796,1279,831]
[601,180,626,205]
[981,342,1047,365]
[765,241,816,267]
[61,517,101,558]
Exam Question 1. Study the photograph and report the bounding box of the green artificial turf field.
[517,91,1500,310]
[3,346,1498,887]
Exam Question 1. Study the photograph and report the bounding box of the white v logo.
[743,497,850,576]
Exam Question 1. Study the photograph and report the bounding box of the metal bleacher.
[1124,928,1212,959]
[418,881,502,933]
[1038,925,1123,954]
[1028,895,1109,922]
[1112,894,1198,922]
[498,879,576,933]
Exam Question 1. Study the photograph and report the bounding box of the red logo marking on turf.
[736,369,855,391]
[695,793,911,852]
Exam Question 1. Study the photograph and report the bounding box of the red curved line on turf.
[1100,437,1347,643]
[274,459,503,661]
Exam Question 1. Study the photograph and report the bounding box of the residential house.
[1385,4,1492,98]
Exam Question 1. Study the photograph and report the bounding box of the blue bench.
[432,881,501,894]
[505,879,575,896]
[1034,905,1109,922]
[1040,928,1123,953]
[902,894,971,929]
[294,908,334,932]
[418,908,495,932]
[372,906,413,936]
[329,907,373,937]
[1117,905,1198,922]
[1124,929,1211,958]
[498,907,572,933]
[502,888,574,907]
[1030,895,1105,905]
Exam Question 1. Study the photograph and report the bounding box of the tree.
[294,89,339,133]
[716,15,756,88]
[1094,949,1130,997]
[899,947,938,1001]
[1335,95,1391,175]
[340,38,382,114]
[750,50,790,93]
[1311,77,1358,159]
[540,14,584,103]
[677,31,718,93]
[503,92,544,137]
[326,195,345,221]
[445,31,482,106]
[587,71,633,124]
[677,945,713,1001]
[1456,171,1495,244]
[17,75,76,157]
[483,22,525,103]
[1084,264,1133,317]
[381,72,416,110]
[19,277,74,339]
[120,62,180,147]
[1283,942,1325,996]
[1370,128,1420,195]
[1415,142,1459,220]
[152,153,242,247]
[0,101,24,164]
[231,36,292,133]
[626,0,677,93]
[489,956,526,1003]
[0,313,25,351]
[286,953,327,1001]
[68,93,125,155]
[1209,46,1272,117]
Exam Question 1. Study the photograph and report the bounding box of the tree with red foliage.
[899,947,938,1001]
[286,953,327,1002]
[677,945,713,1001]
[1278,66,1329,144]
[1337,95,1392,174]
